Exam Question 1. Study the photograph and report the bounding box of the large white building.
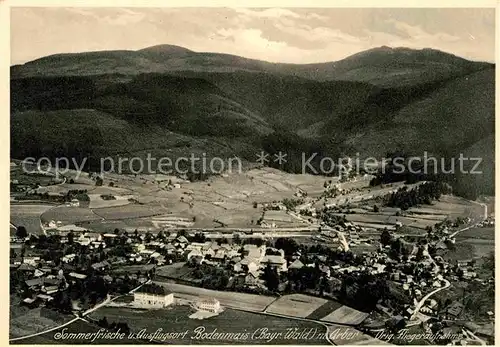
[133,291,174,308]
[195,298,220,313]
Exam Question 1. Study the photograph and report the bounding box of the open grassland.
[91,204,167,220]
[10,167,56,186]
[11,319,135,345]
[455,227,494,240]
[457,239,494,258]
[10,204,55,234]
[9,302,73,339]
[443,243,476,262]
[264,294,328,318]
[306,300,343,320]
[344,195,482,230]
[156,263,194,279]
[88,306,329,345]
[41,206,102,224]
[320,306,369,325]
[326,325,392,345]
[154,282,277,312]
[450,227,494,259]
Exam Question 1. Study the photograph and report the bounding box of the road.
[9,316,81,342]
[9,281,150,342]
[409,279,450,321]
[449,220,483,239]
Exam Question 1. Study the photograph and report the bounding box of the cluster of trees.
[384,181,451,210]
[281,198,304,211]
[15,225,28,239]
[190,264,230,290]
[138,283,166,295]
[318,208,347,227]
[274,238,299,257]
[32,189,90,203]
[340,273,391,311]
[380,229,412,259]
[107,274,144,296]
[287,264,330,294]
[96,317,131,335]
[262,264,280,292]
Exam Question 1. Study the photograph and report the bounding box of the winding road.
[409,279,450,321]
[9,281,150,342]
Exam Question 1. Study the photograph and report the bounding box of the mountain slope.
[342,68,495,158]
[11,45,491,87]
[10,45,495,196]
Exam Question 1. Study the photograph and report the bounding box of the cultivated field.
[10,204,54,234]
[326,324,391,345]
[156,262,194,279]
[89,306,329,345]
[91,204,166,220]
[40,206,102,224]
[9,303,73,339]
[154,282,277,312]
[265,294,328,318]
[320,305,369,325]
[88,194,132,209]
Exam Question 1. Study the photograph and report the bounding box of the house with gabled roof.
[262,255,287,272]
[245,270,263,287]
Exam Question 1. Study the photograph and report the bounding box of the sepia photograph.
[8,4,496,345]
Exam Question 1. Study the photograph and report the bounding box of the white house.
[195,298,220,313]
[23,256,40,266]
[68,199,80,207]
[133,291,174,309]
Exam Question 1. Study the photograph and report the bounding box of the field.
[91,205,166,220]
[156,263,194,279]
[88,194,132,209]
[326,324,391,345]
[447,227,495,259]
[10,167,57,186]
[11,319,136,345]
[457,239,494,258]
[341,195,484,231]
[320,306,369,325]
[10,204,54,234]
[264,294,328,318]
[306,300,343,320]
[154,281,277,312]
[442,243,477,262]
[9,302,73,339]
[455,227,494,240]
[87,306,329,345]
[40,206,102,224]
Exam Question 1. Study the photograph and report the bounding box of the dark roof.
[25,277,44,287]
[18,263,36,271]
[446,302,464,316]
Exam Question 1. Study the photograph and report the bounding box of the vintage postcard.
[7,2,496,345]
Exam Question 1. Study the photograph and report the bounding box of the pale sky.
[11,7,495,65]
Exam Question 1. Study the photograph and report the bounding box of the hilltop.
[11,44,491,86]
[10,45,495,197]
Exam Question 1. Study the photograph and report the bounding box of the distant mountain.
[10,45,495,197]
[11,44,491,86]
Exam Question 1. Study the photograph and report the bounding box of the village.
[10,188,495,345]
[9,158,495,345]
